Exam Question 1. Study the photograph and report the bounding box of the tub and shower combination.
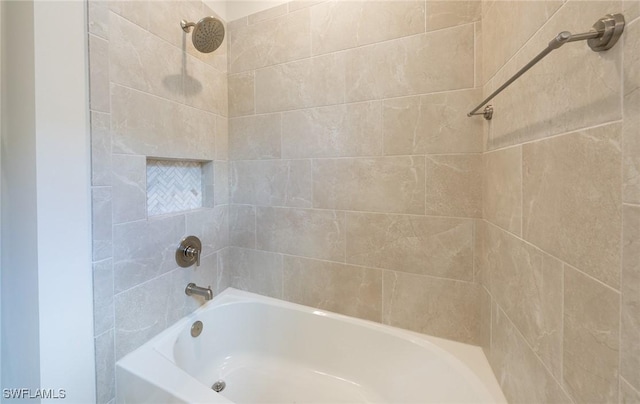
[117,288,506,403]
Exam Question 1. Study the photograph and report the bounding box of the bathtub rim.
[116,287,506,404]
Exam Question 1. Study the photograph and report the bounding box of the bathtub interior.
[136,288,506,404]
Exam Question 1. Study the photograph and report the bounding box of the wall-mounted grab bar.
[467,13,625,120]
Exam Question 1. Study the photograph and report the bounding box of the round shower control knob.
[176,236,202,267]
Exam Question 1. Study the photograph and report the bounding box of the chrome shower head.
[181,16,225,54]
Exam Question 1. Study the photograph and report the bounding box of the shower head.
[181,16,225,54]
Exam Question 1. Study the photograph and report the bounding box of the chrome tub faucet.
[185,283,213,300]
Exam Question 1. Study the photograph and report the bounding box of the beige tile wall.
[480,1,640,403]
[86,1,640,403]
[226,0,485,349]
[88,1,229,402]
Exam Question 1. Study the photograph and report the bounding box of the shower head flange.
[181,20,196,32]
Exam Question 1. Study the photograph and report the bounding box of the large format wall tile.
[93,259,114,336]
[229,8,311,73]
[483,146,522,235]
[111,154,146,224]
[89,34,110,113]
[382,90,483,155]
[481,0,562,82]
[184,55,228,116]
[228,71,255,117]
[216,116,229,161]
[114,271,173,359]
[346,212,473,281]
[95,329,115,404]
[91,112,112,186]
[622,204,640,391]
[623,20,640,203]
[625,0,640,21]
[88,0,109,39]
[92,187,113,262]
[345,24,474,102]
[281,102,383,158]
[563,266,620,403]
[382,271,482,344]
[425,1,481,32]
[256,207,345,262]
[483,223,563,379]
[313,157,425,214]
[111,85,216,160]
[489,303,571,404]
[247,3,288,24]
[231,160,313,207]
[229,204,256,249]
[214,161,229,206]
[523,123,622,289]
[185,206,229,256]
[113,214,185,293]
[486,1,622,148]
[145,1,215,62]
[218,247,283,298]
[310,1,425,55]
[109,12,183,103]
[229,114,281,160]
[621,378,640,404]
[255,52,345,113]
[425,154,482,218]
[283,256,383,322]
[108,1,149,30]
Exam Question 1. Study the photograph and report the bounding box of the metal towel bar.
[467,13,625,121]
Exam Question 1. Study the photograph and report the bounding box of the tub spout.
[185,283,213,300]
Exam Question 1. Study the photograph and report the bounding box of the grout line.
[109,82,223,119]
[486,119,624,153]
[230,153,483,163]
[483,219,622,295]
[232,21,476,76]
[228,204,480,222]
[560,256,565,388]
[109,9,227,76]
[618,69,625,396]
[381,269,386,324]
[472,219,477,283]
[254,85,479,115]
[236,87,480,119]
[261,251,480,286]
[520,142,524,238]
[483,1,566,86]
[343,210,348,263]
[620,376,640,397]
[494,303,569,399]
[474,21,477,89]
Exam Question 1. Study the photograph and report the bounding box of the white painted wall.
[0,0,4,396]
[1,1,95,402]
[1,1,41,398]
[32,2,95,402]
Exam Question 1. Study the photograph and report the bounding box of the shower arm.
[467,13,625,121]
[180,20,196,32]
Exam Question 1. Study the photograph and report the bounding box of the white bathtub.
[116,288,506,403]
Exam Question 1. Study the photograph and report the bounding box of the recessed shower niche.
[146,159,214,216]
